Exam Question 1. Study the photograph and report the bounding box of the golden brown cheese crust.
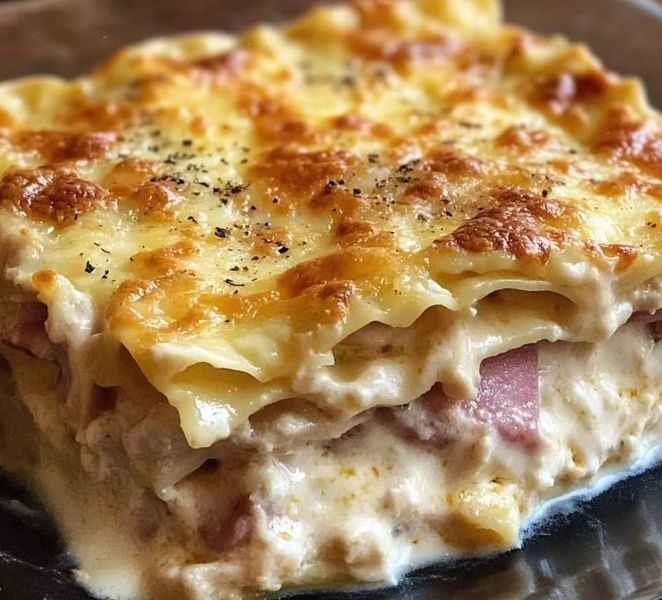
[0,0,660,445]
[13,130,116,162]
[593,106,662,177]
[435,187,571,261]
[1,164,107,225]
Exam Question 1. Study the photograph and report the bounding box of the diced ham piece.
[387,345,540,449]
[464,345,539,447]
[630,309,662,323]
[199,496,254,553]
[0,302,58,360]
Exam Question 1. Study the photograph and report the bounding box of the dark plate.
[0,1,661,598]
[1,462,661,600]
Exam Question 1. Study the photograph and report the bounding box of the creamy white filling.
[3,208,661,451]
[0,319,659,599]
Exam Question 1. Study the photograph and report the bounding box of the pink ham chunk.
[199,496,254,553]
[0,302,58,360]
[463,344,539,447]
[387,345,540,449]
[630,309,662,323]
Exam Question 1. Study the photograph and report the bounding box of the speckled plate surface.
[0,1,660,599]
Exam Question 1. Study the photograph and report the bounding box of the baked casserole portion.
[0,0,660,597]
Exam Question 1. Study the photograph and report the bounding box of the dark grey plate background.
[0,0,661,598]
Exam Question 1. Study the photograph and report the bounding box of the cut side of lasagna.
[0,0,660,597]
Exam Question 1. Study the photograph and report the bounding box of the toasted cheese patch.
[0,0,660,447]
[593,106,662,177]
[0,164,107,225]
[14,130,116,162]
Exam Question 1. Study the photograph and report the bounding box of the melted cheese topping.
[0,0,661,446]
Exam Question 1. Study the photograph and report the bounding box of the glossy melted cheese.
[0,0,660,447]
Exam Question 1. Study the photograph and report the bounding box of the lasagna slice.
[0,0,660,597]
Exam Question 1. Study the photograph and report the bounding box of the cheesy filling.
[0,321,660,599]
[0,0,660,597]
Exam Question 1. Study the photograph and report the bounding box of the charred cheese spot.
[436,188,570,261]
[108,270,202,332]
[251,147,360,201]
[31,269,57,289]
[258,118,316,144]
[0,164,107,226]
[352,0,407,27]
[0,106,14,127]
[309,184,368,218]
[332,114,392,137]
[313,280,356,322]
[591,171,660,199]
[593,106,662,177]
[131,240,199,276]
[429,145,488,178]
[128,182,180,217]
[59,99,134,131]
[530,70,611,117]
[399,173,448,206]
[14,130,115,162]
[335,218,394,248]
[437,206,555,260]
[494,126,552,151]
[103,158,157,195]
[278,247,389,297]
[594,243,638,273]
[239,90,318,144]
